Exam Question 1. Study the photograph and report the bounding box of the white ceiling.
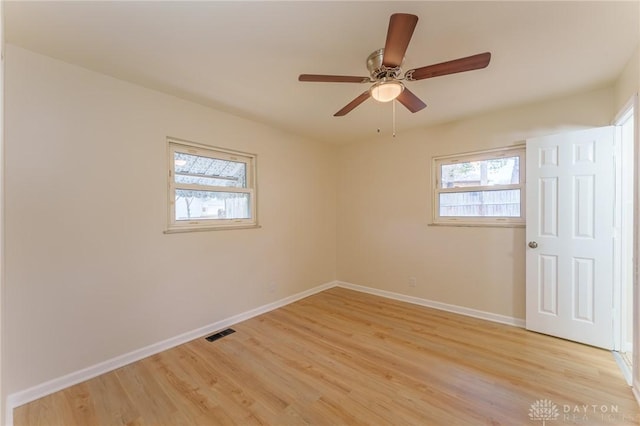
[5,1,640,144]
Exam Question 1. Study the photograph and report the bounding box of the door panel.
[539,254,558,315]
[526,126,614,349]
[540,177,558,236]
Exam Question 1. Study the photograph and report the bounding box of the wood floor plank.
[14,287,640,425]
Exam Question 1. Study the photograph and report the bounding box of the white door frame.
[612,97,636,354]
[630,92,640,403]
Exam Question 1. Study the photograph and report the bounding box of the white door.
[526,126,614,349]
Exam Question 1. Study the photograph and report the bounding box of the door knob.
[528,241,538,249]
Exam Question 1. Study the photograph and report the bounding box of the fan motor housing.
[366,49,402,80]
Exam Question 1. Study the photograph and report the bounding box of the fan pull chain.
[392,99,397,138]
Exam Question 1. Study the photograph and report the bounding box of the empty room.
[2,1,640,425]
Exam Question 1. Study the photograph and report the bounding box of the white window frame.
[432,146,525,227]
[166,138,258,233]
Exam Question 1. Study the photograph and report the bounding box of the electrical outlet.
[408,277,417,288]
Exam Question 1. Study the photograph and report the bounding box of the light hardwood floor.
[14,287,640,425]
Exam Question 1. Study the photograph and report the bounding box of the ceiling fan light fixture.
[370,80,404,103]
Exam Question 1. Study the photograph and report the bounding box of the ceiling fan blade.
[334,91,371,116]
[396,88,426,113]
[406,52,491,81]
[299,74,369,83]
[382,13,419,67]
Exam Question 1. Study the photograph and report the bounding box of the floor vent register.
[205,328,236,342]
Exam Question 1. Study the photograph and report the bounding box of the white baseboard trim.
[613,351,633,386]
[5,280,337,425]
[336,281,526,328]
[633,381,640,407]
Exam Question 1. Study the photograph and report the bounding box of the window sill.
[164,224,261,234]
[429,221,525,228]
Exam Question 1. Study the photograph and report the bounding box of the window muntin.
[433,147,525,226]
[167,139,257,232]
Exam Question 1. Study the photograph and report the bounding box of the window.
[432,146,525,226]
[167,138,257,232]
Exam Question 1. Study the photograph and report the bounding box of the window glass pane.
[439,189,521,217]
[441,156,519,188]
[175,190,250,221]
[174,152,246,188]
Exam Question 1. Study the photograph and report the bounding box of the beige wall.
[336,87,614,320]
[4,45,337,395]
[614,44,639,114]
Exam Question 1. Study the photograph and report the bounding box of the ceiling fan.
[298,13,491,117]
